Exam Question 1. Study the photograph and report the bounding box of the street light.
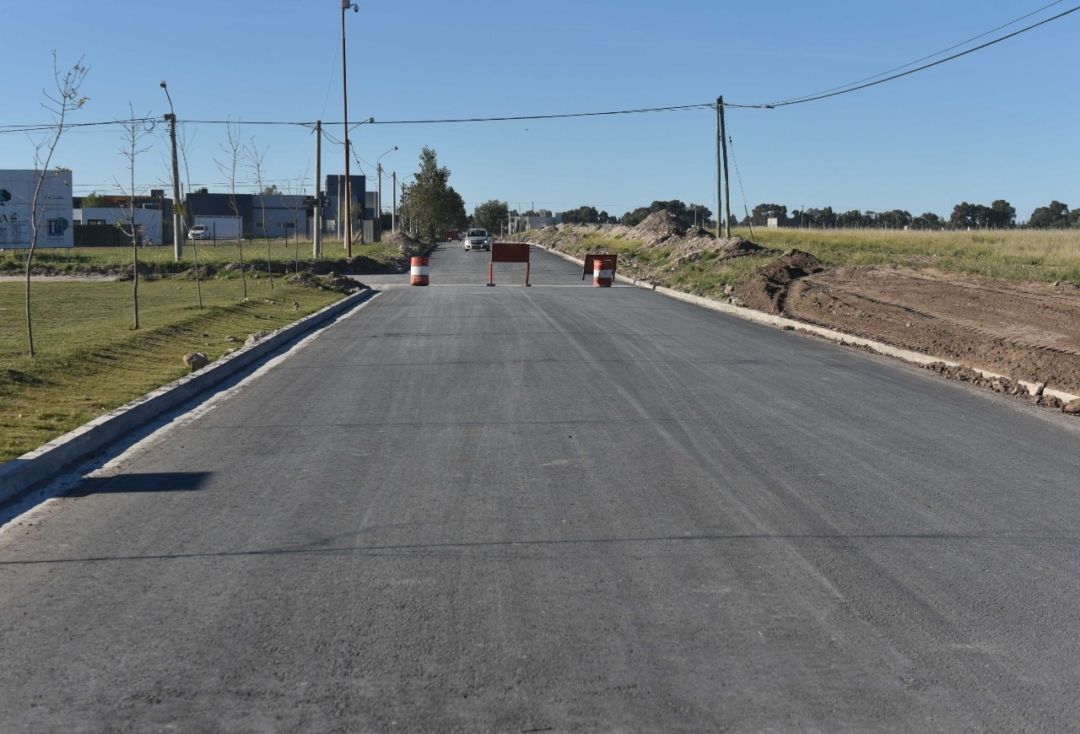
[341,0,358,258]
[376,145,397,241]
[160,80,182,261]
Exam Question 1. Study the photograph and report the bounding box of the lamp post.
[160,81,182,261]
[341,0,358,258]
[375,145,397,241]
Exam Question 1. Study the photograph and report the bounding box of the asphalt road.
[2,242,1080,732]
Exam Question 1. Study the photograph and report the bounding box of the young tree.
[246,139,273,289]
[175,122,203,308]
[215,121,247,299]
[24,54,88,357]
[115,105,154,329]
[399,147,466,242]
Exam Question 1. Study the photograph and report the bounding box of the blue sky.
[1,0,1077,221]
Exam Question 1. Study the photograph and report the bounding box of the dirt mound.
[631,210,685,246]
[386,231,425,257]
[783,266,1080,395]
[734,250,825,314]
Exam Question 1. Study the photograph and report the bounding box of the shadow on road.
[66,472,212,498]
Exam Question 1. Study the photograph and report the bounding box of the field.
[0,244,371,462]
[0,238,403,277]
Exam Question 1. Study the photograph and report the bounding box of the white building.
[0,169,74,248]
[75,207,163,245]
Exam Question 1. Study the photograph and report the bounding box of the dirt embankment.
[766,263,1080,396]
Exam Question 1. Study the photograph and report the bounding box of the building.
[74,207,162,245]
[0,169,74,248]
[323,174,372,240]
[184,190,312,239]
[71,190,172,246]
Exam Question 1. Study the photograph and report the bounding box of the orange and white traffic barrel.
[593,256,614,287]
[410,256,429,286]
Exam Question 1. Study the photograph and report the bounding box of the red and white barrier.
[593,259,614,287]
[410,256,429,286]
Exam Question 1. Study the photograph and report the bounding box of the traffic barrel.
[410,256,429,286]
[592,255,615,287]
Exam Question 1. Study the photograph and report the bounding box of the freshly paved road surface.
[2,242,1080,732]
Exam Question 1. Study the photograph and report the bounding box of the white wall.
[75,207,162,245]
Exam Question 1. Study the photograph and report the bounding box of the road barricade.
[488,242,531,286]
[583,253,617,287]
[410,256,430,286]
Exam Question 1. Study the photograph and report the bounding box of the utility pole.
[161,81,182,260]
[719,96,732,238]
[715,98,723,242]
[313,120,322,258]
[341,1,358,258]
[391,170,397,233]
[376,161,382,242]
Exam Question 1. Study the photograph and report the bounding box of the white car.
[464,228,491,251]
[187,224,210,240]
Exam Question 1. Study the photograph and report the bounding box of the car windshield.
[468,230,486,236]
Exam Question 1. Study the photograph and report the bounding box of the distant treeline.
[547,199,1080,230]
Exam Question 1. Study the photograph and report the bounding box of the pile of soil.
[734,250,824,314]
[284,270,361,293]
[782,267,1080,395]
[630,210,685,246]
[386,231,425,257]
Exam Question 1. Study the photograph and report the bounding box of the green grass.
[522,227,1080,295]
[0,276,344,462]
[732,227,1080,283]
[0,238,404,275]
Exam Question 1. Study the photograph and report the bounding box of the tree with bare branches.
[246,139,273,289]
[215,122,247,299]
[25,54,88,356]
[175,121,203,309]
[115,105,154,329]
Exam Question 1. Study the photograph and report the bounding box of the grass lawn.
[0,275,344,462]
[522,227,1080,299]
[742,228,1080,282]
[0,238,403,275]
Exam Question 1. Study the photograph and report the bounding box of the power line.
[770,0,1066,106]
[733,2,1080,108]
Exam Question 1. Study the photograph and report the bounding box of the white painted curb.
[526,241,1080,406]
[0,288,376,505]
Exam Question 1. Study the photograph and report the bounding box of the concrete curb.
[0,288,376,506]
[526,241,1080,406]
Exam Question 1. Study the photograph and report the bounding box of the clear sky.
[1,0,1077,222]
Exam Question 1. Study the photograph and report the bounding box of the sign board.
[490,241,530,263]
[0,170,74,248]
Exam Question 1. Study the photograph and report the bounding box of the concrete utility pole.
[341,0,358,258]
[391,170,397,233]
[161,81,183,261]
[313,120,323,257]
[375,146,397,242]
[719,96,732,239]
[715,97,722,242]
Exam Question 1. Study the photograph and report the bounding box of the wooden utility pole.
[165,112,182,260]
[391,170,397,233]
[313,120,322,257]
[719,96,732,238]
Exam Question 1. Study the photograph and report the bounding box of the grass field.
[0,275,344,462]
[743,227,1080,282]
[0,238,403,275]
[522,227,1080,299]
